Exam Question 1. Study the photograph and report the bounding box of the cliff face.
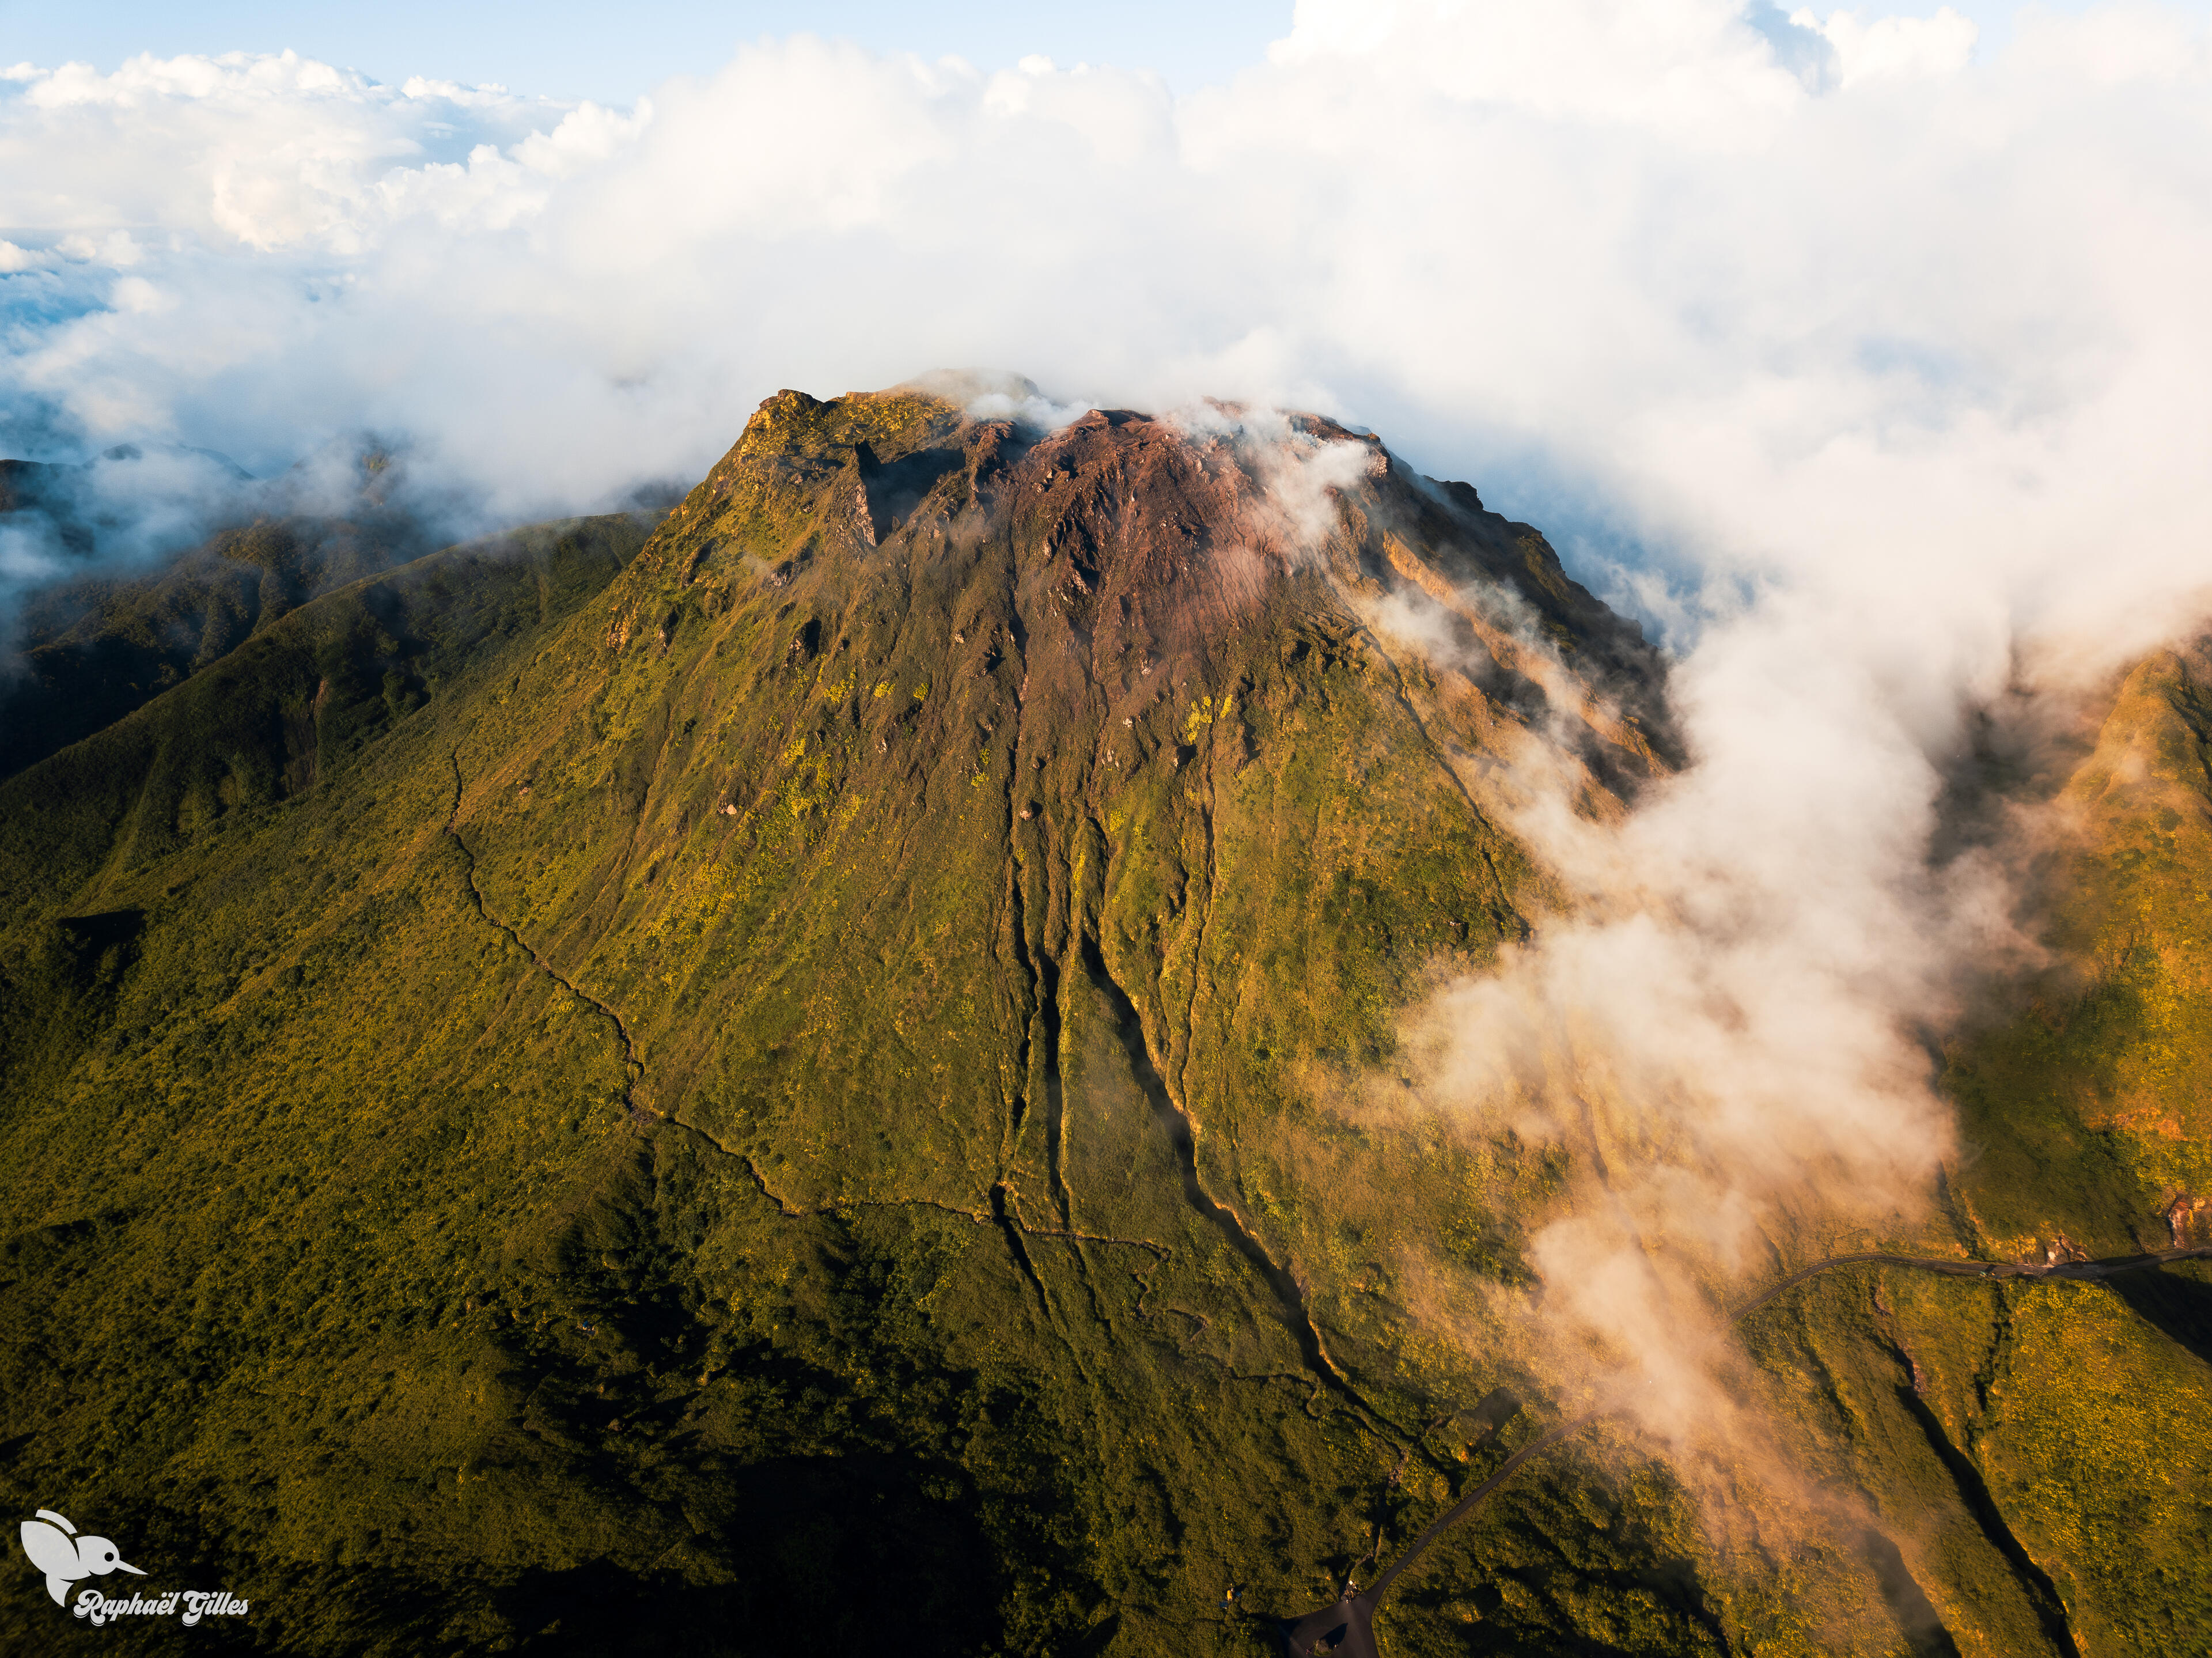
[0,383,2204,1655]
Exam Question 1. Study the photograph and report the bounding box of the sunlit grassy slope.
[0,389,2205,1655]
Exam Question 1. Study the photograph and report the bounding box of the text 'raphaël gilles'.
[74,1587,249,1626]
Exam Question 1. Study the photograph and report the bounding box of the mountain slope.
[0,384,2205,1656]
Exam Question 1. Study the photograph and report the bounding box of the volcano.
[1,381,2207,1655]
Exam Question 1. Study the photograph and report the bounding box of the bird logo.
[18,1509,145,1606]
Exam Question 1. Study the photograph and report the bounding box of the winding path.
[1271,1243,2212,1657]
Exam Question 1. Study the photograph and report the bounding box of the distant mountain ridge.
[1,442,465,781]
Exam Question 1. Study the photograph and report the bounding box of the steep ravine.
[1080,932,1371,1417]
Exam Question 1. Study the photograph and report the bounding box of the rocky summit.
[1,382,2207,1655]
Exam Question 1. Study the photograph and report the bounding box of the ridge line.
[444,750,645,1121]
[1338,600,1529,941]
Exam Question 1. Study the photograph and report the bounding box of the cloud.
[1800,6,1978,86]
[1385,565,2031,1330]
[0,6,2199,634]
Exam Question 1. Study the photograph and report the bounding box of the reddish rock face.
[1002,398,1669,750]
[618,384,1674,817]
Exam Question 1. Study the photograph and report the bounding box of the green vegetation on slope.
[0,388,2206,1656]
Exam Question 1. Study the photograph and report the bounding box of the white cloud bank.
[1,6,2205,633]
[6,1,2212,1443]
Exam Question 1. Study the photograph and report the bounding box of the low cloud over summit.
[0,3,2205,658]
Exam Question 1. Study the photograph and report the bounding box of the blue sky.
[0,2,1294,100]
[1,1,2177,101]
